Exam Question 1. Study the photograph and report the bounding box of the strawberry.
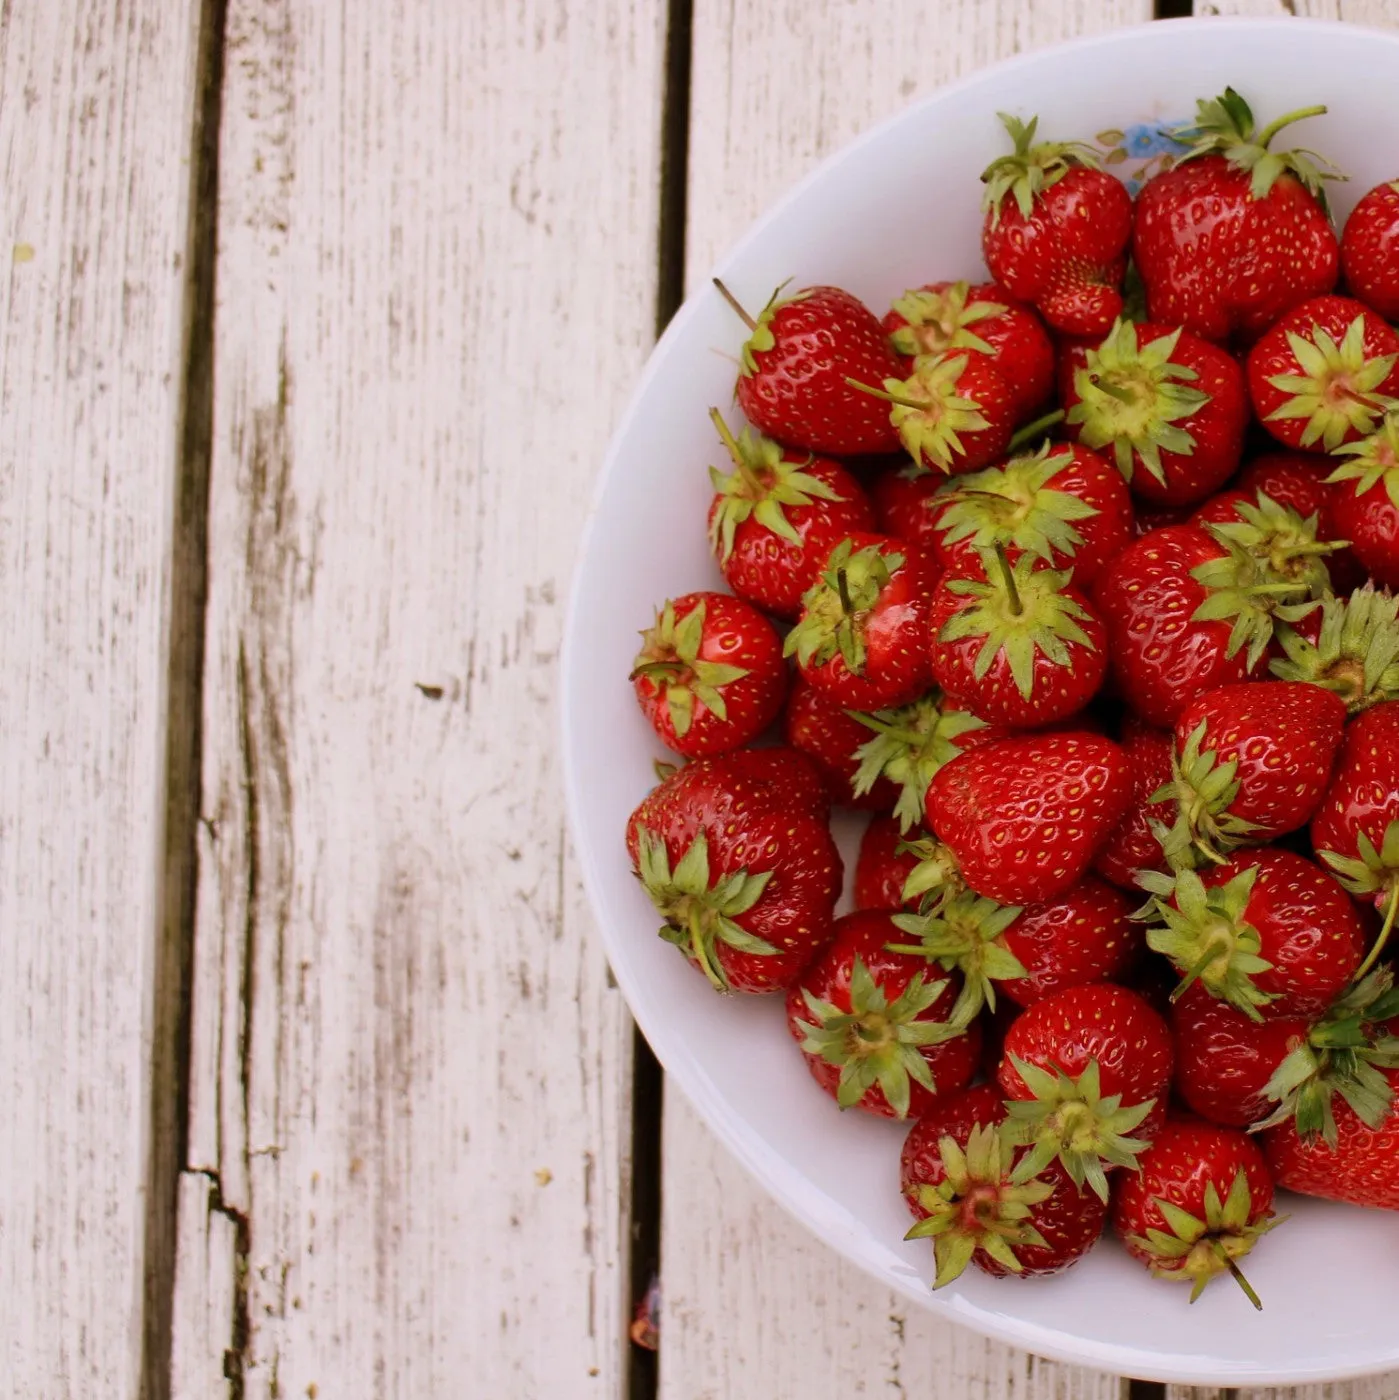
[786,910,981,1119]
[1132,501,1193,536]
[998,982,1174,1200]
[895,831,970,914]
[979,113,1133,337]
[1111,1118,1278,1308]
[1092,524,1314,728]
[706,410,876,619]
[1063,320,1247,507]
[1140,850,1366,1021]
[928,549,1107,729]
[784,534,938,709]
[1133,87,1340,344]
[784,673,899,812]
[1093,718,1175,892]
[922,441,1134,590]
[716,281,903,456]
[1271,585,1399,715]
[901,1083,1108,1284]
[883,281,1055,420]
[625,747,841,993]
[631,592,787,758]
[1326,410,1399,589]
[1154,680,1347,868]
[1341,179,1399,321]
[853,814,924,912]
[1246,295,1399,453]
[1264,1066,1399,1211]
[927,731,1133,905]
[1236,451,1364,591]
[871,462,945,548]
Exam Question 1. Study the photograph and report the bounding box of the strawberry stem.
[709,406,762,493]
[1352,881,1399,985]
[713,277,758,331]
[992,542,1022,617]
[1255,103,1327,151]
[1220,1247,1264,1312]
[845,377,928,411]
[836,566,854,615]
[1008,409,1065,453]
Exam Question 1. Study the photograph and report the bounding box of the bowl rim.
[560,13,1399,1384]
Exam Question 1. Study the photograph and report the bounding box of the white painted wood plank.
[0,2,202,1395]
[664,4,1149,1397]
[169,1,668,1395]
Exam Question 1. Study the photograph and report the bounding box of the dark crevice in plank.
[1128,1381,1166,1400]
[653,0,693,338]
[1153,0,1194,18]
[140,0,230,1395]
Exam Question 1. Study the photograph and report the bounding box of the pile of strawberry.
[623,88,1399,1305]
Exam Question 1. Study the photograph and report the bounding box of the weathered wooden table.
[5,1,1397,1396]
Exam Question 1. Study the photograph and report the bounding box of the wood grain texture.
[662,4,1148,1397]
[168,1,668,1394]
[0,2,202,1395]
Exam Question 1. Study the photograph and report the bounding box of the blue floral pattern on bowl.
[1092,119,1197,194]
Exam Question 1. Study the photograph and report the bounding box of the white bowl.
[562,16,1399,1386]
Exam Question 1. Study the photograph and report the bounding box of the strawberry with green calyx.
[785,534,937,710]
[854,814,925,913]
[1064,320,1247,507]
[706,409,875,620]
[998,982,1172,1203]
[1152,681,1348,868]
[1270,585,1399,714]
[716,280,903,456]
[631,592,787,758]
[1133,87,1342,344]
[1326,410,1399,588]
[849,691,1001,834]
[1111,1118,1279,1309]
[1093,718,1175,893]
[897,832,968,913]
[883,280,1055,420]
[925,441,1133,589]
[870,460,951,548]
[929,547,1107,729]
[1190,491,1343,602]
[849,353,1016,477]
[786,912,980,1119]
[625,748,841,994]
[784,673,900,812]
[1247,296,1399,453]
[980,113,1133,337]
[1341,179,1399,321]
[901,1084,1109,1285]
[1137,849,1366,1022]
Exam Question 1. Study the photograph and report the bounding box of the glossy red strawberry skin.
[1341,179,1399,321]
[735,285,903,456]
[928,732,1133,905]
[1133,156,1339,343]
[871,463,946,548]
[983,168,1134,337]
[1093,718,1174,892]
[883,281,1055,420]
[1174,681,1347,840]
[1330,474,1399,591]
[786,911,981,1118]
[854,814,923,911]
[997,876,1140,1009]
[1111,1118,1274,1271]
[900,1083,1108,1277]
[1264,1066,1399,1211]
[710,454,876,619]
[1092,525,1261,729]
[784,674,898,812]
[625,748,840,992]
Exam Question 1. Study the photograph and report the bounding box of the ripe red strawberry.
[901,1082,1108,1284]
[1236,452,1364,592]
[893,831,970,914]
[853,814,924,912]
[923,441,1134,589]
[998,982,1174,1199]
[1271,585,1399,714]
[1341,179,1399,321]
[1140,849,1366,1023]
[1111,1118,1278,1308]
[927,731,1133,905]
[1326,411,1399,589]
[784,673,899,812]
[1154,681,1347,867]
[1264,1066,1399,1211]
[1093,718,1174,892]
[1247,295,1399,453]
[785,534,938,710]
[707,410,876,619]
[980,113,1133,337]
[1092,524,1313,728]
[625,747,841,993]
[631,592,787,757]
[1133,88,1340,343]
[717,281,902,456]
[1132,501,1193,536]
[1063,321,1247,507]
[871,461,946,548]
[928,550,1107,728]
[883,280,1055,420]
[786,911,981,1119]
